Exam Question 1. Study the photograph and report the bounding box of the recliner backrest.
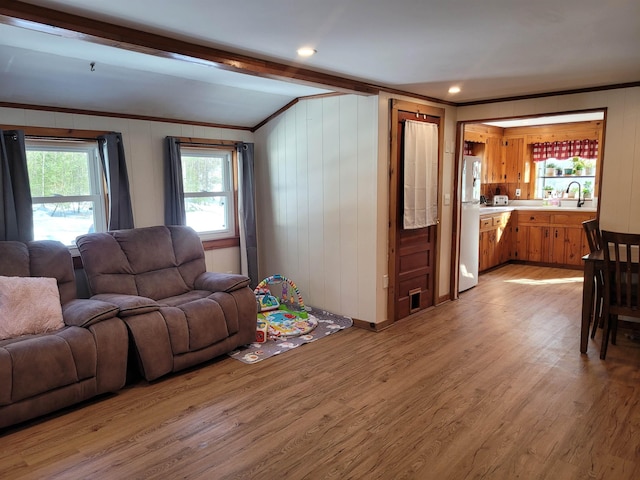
[0,240,77,305]
[77,225,207,300]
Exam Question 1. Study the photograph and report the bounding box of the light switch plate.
[515,188,521,197]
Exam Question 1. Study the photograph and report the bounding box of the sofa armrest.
[92,293,160,317]
[62,298,119,327]
[194,272,251,293]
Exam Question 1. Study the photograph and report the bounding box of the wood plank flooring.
[2,264,640,479]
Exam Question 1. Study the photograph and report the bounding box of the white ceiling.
[1,0,639,128]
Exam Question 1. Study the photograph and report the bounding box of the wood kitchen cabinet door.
[504,137,524,183]
[479,230,487,272]
[486,136,503,182]
[515,224,529,261]
[564,226,586,265]
[528,225,551,263]
[549,227,566,264]
[498,224,511,264]
[479,229,496,272]
[480,147,490,185]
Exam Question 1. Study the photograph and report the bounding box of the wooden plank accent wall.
[506,120,602,143]
[254,95,378,322]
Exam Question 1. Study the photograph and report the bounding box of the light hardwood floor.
[2,264,640,479]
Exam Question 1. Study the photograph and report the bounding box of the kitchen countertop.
[479,205,597,214]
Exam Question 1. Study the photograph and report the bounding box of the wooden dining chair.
[582,219,604,338]
[599,230,640,359]
[583,218,602,252]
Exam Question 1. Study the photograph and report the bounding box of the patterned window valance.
[532,139,598,162]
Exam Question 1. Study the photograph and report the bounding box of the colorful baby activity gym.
[228,274,353,364]
[254,274,317,339]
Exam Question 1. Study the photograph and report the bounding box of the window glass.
[535,155,597,200]
[181,148,234,238]
[26,140,107,246]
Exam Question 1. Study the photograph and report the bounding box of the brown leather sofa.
[76,225,257,381]
[0,240,129,429]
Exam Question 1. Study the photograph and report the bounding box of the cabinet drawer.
[493,215,505,227]
[480,217,492,229]
[551,213,595,225]
[518,212,551,224]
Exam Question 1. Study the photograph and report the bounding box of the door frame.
[450,108,607,299]
[387,99,445,323]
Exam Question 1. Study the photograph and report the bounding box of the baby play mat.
[229,307,353,364]
[259,308,318,338]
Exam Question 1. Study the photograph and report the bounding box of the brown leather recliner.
[76,225,257,381]
[0,240,129,429]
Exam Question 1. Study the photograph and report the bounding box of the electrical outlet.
[515,188,521,197]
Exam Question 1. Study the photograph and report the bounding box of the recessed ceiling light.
[297,47,317,57]
[448,86,461,94]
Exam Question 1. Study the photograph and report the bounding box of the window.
[535,156,597,200]
[26,139,107,246]
[180,147,235,239]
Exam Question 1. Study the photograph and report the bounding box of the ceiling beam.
[0,0,380,96]
[3,1,631,112]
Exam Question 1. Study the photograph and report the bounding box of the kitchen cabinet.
[479,211,512,272]
[551,213,594,265]
[485,136,503,183]
[514,212,549,262]
[514,211,594,266]
[470,135,526,185]
[503,137,525,184]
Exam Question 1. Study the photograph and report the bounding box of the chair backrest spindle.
[582,219,602,253]
[602,230,640,314]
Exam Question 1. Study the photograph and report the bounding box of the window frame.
[2,126,242,253]
[178,142,240,244]
[23,134,109,248]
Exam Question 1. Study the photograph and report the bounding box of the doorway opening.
[453,109,606,298]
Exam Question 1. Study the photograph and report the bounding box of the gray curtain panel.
[164,136,186,225]
[98,133,135,230]
[238,142,258,288]
[0,130,33,242]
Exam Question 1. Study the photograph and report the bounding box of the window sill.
[202,236,240,251]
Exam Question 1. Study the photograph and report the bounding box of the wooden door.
[388,102,443,322]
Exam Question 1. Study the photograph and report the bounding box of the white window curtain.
[403,120,438,229]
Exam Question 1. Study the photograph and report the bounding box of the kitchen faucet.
[566,181,584,207]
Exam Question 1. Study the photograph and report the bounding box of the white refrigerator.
[459,155,482,292]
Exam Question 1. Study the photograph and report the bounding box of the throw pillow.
[0,276,64,340]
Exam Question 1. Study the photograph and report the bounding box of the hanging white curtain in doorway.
[403,120,438,229]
